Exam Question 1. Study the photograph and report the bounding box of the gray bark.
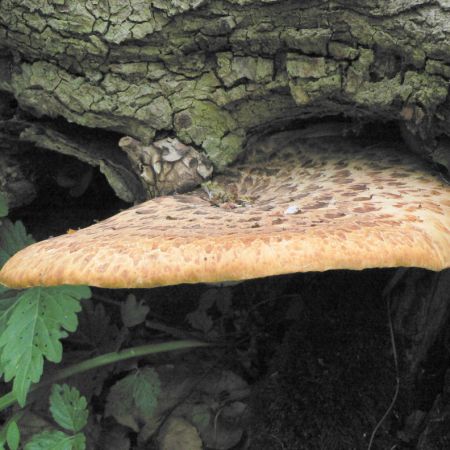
[1,0,450,205]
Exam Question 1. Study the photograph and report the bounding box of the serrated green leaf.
[71,434,85,450]
[105,368,161,426]
[0,289,19,329]
[0,287,21,379]
[49,384,88,433]
[0,194,7,218]
[0,286,91,406]
[0,219,35,267]
[6,421,19,450]
[24,430,85,450]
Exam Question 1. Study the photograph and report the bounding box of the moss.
[404,46,426,69]
[217,52,273,87]
[110,45,161,61]
[171,98,246,168]
[213,85,249,106]
[109,62,151,78]
[174,100,234,140]
[152,0,207,15]
[230,28,281,55]
[403,72,449,110]
[307,74,342,98]
[285,54,341,105]
[328,42,359,61]
[22,12,46,33]
[203,132,245,169]
[425,60,450,79]
[350,76,406,108]
[10,62,170,141]
[3,0,450,174]
[282,28,331,55]
[289,82,311,105]
[344,48,375,95]
[232,94,298,128]
[344,58,448,112]
[46,14,95,36]
[286,55,328,79]
[342,12,377,47]
[201,15,236,36]
[161,53,207,77]
[103,0,165,44]
[290,74,342,105]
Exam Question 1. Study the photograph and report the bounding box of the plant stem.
[0,339,210,411]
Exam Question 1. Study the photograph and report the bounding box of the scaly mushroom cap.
[1,134,449,289]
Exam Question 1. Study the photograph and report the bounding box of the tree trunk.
[1,0,450,204]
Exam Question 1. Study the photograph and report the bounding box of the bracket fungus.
[0,132,449,289]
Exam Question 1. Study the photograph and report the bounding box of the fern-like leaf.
[0,286,91,406]
[24,430,85,450]
[0,219,35,268]
[49,384,88,433]
[0,286,19,330]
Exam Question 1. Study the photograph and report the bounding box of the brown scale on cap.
[0,133,449,289]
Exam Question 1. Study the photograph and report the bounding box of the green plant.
[0,193,209,449]
[23,384,89,450]
[0,196,90,407]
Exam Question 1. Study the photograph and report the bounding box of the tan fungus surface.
[1,134,449,288]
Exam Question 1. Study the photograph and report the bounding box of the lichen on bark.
[1,0,450,200]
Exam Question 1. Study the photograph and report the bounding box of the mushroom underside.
[0,134,449,289]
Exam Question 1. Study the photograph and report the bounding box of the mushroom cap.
[1,135,449,289]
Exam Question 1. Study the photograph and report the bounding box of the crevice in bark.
[9,149,128,241]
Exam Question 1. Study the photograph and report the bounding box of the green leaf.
[24,430,85,450]
[5,421,20,450]
[0,422,8,448]
[105,368,161,427]
[0,288,21,379]
[0,287,19,331]
[0,219,35,268]
[0,194,7,218]
[120,294,149,327]
[49,384,88,433]
[0,286,91,406]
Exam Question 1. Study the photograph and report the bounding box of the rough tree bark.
[1,0,450,445]
[1,0,450,204]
